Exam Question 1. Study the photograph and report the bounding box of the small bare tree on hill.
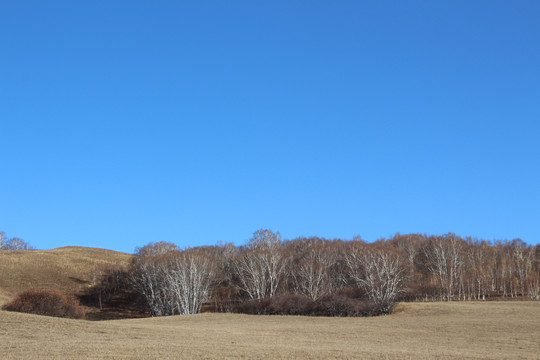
[0,231,33,250]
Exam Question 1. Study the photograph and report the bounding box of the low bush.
[315,294,363,316]
[235,293,384,317]
[237,294,315,315]
[268,294,316,315]
[317,294,388,316]
[2,289,86,319]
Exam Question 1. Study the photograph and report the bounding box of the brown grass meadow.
[1,301,539,359]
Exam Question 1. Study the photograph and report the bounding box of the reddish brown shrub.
[237,294,316,315]
[235,293,385,317]
[314,294,363,316]
[268,294,316,315]
[2,289,86,319]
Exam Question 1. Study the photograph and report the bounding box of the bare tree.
[463,238,494,300]
[529,245,540,300]
[164,249,216,314]
[345,242,407,314]
[421,234,465,300]
[233,229,287,301]
[389,233,425,268]
[287,237,335,300]
[510,239,533,297]
[130,245,217,316]
[130,254,171,316]
[208,242,239,312]
[295,259,329,300]
[129,241,180,316]
[0,232,33,250]
[134,241,178,257]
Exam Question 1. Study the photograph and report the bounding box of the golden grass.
[0,246,132,304]
[1,301,539,359]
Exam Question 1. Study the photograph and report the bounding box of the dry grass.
[1,301,539,359]
[0,288,11,308]
[0,246,132,305]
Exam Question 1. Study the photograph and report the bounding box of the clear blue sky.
[1,1,539,253]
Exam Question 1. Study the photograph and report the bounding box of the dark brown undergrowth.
[2,289,86,319]
[236,293,381,317]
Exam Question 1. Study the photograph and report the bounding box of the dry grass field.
[1,301,539,359]
[0,246,132,305]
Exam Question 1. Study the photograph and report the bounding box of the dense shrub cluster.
[237,293,381,317]
[237,294,316,316]
[2,289,86,319]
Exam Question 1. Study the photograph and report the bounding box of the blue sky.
[1,1,539,252]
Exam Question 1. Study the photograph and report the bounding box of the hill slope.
[0,246,132,305]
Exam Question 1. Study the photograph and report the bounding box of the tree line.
[90,230,540,317]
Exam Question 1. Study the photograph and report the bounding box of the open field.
[1,301,539,359]
[0,246,132,305]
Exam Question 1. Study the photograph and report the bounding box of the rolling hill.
[0,246,132,305]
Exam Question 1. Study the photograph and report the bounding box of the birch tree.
[422,234,465,300]
[165,249,216,314]
[345,242,407,314]
[130,255,171,316]
[233,229,287,300]
[287,237,335,300]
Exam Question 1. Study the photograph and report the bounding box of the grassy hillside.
[1,301,539,359]
[0,246,132,305]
